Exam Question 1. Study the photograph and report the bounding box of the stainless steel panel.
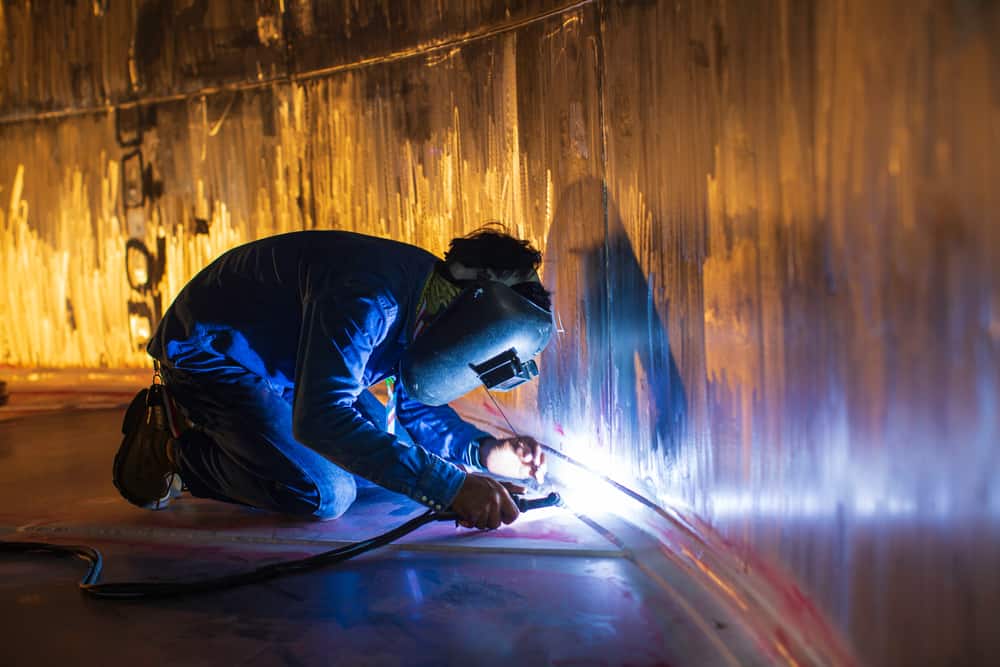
[1,2,997,664]
[601,2,1000,665]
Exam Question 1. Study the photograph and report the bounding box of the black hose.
[0,493,560,600]
[0,510,443,600]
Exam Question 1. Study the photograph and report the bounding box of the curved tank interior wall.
[1,2,997,664]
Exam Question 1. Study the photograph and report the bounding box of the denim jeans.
[162,362,413,520]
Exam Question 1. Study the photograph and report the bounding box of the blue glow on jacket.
[148,231,490,508]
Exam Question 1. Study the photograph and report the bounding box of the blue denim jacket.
[148,231,490,509]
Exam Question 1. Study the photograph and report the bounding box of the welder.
[112,227,554,531]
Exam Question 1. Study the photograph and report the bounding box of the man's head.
[400,225,554,405]
[441,225,551,311]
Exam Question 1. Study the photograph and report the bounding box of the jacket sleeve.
[395,382,493,469]
[292,281,466,510]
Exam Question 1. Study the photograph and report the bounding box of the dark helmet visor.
[399,281,553,405]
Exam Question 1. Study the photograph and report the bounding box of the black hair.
[444,223,552,311]
[445,223,541,277]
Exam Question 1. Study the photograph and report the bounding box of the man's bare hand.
[479,436,547,483]
[451,474,524,530]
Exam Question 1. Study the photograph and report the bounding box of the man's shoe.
[113,386,182,510]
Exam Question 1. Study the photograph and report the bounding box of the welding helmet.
[400,280,554,406]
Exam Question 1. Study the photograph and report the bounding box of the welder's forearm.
[461,436,493,470]
[395,395,491,463]
[294,408,467,509]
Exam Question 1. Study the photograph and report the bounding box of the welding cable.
[0,510,441,600]
[0,493,559,600]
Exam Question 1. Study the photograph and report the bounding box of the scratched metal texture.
[0,0,574,116]
[1,2,998,665]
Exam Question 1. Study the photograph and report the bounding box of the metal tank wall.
[1,1,998,665]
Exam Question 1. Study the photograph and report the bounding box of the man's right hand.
[450,474,524,530]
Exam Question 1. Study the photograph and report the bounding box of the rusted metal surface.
[1,2,998,665]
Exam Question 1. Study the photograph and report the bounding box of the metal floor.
[0,402,825,666]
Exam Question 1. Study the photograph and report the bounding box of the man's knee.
[313,471,357,521]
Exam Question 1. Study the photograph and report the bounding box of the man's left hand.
[479,436,547,483]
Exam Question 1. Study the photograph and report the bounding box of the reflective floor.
[0,402,801,667]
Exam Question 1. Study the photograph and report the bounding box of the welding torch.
[512,491,562,513]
